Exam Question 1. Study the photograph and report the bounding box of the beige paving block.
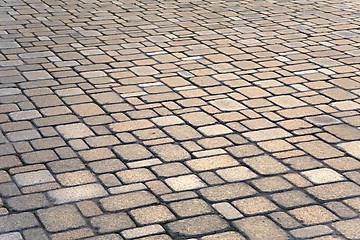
[166,215,228,237]
[186,155,239,171]
[130,205,175,224]
[233,196,278,215]
[110,120,154,132]
[165,174,206,191]
[56,123,95,139]
[48,184,108,204]
[37,205,86,232]
[198,124,233,136]
[100,191,158,211]
[209,98,246,111]
[243,128,291,141]
[289,205,338,225]
[337,141,360,159]
[200,183,257,202]
[332,219,360,239]
[301,168,345,184]
[233,216,288,240]
[216,166,257,182]
[297,140,344,159]
[243,155,289,175]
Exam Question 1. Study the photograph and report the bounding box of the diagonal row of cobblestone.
[0,0,360,239]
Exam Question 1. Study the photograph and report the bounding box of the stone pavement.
[0,0,360,239]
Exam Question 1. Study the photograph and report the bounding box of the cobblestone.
[1,0,360,238]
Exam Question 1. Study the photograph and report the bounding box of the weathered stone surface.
[167,215,229,237]
[100,191,158,211]
[338,141,360,159]
[200,183,257,202]
[0,213,39,233]
[56,123,95,139]
[48,184,108,204]
[233,216,289,240]
[37,205,86,232]
[2,0,360,238]
[91,213,135,233]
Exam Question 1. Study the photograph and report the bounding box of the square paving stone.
[251,176,293,193]
[216,166,258,182]
[113,144,153,161]
[47,183,108,204]
[337,141,360,159]
[116,168,156,183]
[233,196,278,215]
[7,193,51,211]
[180,112,217,127]
[163,125,202,141]
[209,98,246,111]
[165,174,206,191]
[201,231,245,240]
[170,199,212,217]
[121,225,165,239]
[198,124,233,136]
[305,115,341,126]
[297,140,344,159]
[324,124,360,140]
[166,215,229,238]
[71,103,105,117]
[233,216,288,240]
[243,155,289,175]
[152,116,184,126]
[306,182,360,200]
[269,95,306,108]
[56,170,97,186]
[0,232,23,240]
[301,168,345,184]
[243,128,291,141]
[37,205,86,232]
[100,191,158,211]
[289,205,338,225]
[186,155,239,171]
[237,86,272,98]
[31,95,63,108]
[110,120,154,132]
[13,170,55,187]
[0,155,22,169]
[151,163,191,177]
[332,219,360,239]
[56,123,95,139]
[150,144,190,161]
[91,213,135,233]
[23,70,52,80]
[200,183,257,202]
[0,213,39,233]
[270,190,315,208]
[130,205,175,225]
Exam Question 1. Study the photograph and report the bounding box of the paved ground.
[0,0,360,239]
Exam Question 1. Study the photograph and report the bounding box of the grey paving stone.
[56,123,95,139]
[0,88,21,96]
[0,213,39,233]
[37,205,86,232]
[100,191,158,211]
[233,216,289,240]
[7,193,51,211]
[91,213,135,233]
[9,110,41,120]
[0,232,23,240]
[167,215,229,237]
